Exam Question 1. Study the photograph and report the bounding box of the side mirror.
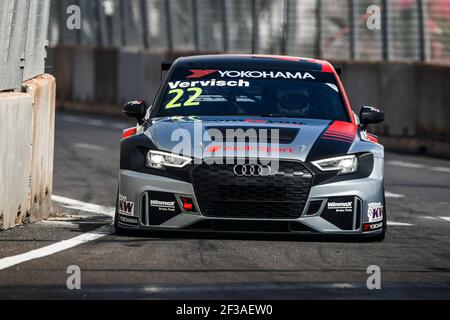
[360,106,385,130]
[123,100,147,125]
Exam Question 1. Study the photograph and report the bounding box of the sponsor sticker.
[119,194,134,216]
[368,202,384,223]
[147,192,181,225]
[118,214,138,225]
[363,221,383,232]
[168,79,250,89]
[150,199,177,213]
[322,197,355,230]
[327,201,353,213]
[186,70,316,80]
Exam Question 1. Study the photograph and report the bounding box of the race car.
[116,54,386,241]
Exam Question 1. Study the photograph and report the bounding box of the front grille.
[191,160,313,219]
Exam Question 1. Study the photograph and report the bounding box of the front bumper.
[117,157,385,235]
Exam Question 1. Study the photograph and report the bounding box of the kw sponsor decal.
[186,69,316,80]
[118,194,134,216]
[150,199,176,213]
[368,202,383,223]
[327,201,353,213]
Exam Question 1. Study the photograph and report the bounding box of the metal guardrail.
[49,0,450,63]
[0,0,50,92]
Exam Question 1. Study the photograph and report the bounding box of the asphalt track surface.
[0,111,449,299]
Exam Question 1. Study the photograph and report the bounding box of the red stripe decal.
[325,121,357,136]
[122,127,137,139]
[322,134,354,141]
[322,136,354,143]
[321,63,334,73]
[322,137,353,144]
[324,131,355,138]
[322,121,357,143]
[367,133,379,143]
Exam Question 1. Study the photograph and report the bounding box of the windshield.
[156,68,348,121]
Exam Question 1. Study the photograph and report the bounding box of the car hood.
[145,116,356,162]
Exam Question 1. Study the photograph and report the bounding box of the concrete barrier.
[0,92,33,229]
[47,45,450,158]
[0,74,56,230]
[24,74,56,222]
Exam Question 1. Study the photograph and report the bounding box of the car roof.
[174,54,334,73]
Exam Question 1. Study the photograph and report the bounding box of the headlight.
[311,155,358,175]
[146,150,192,169]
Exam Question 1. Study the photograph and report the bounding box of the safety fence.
[0,0,51,91]
[49,0,450,63]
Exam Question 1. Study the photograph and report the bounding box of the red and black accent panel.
[307,121,358,161]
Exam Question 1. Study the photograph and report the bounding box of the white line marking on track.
[52,195,115,217]
[74,143,105,151]
[432,167,450,173]
[387,160,450,174]
[0,196,117,271]
[418,216,440,221]
[59,115,130,130]
[387,221,413,226]
[385,192,405,198]
[0,225,113,271]
[386,160,425,169]
[439,217,450,222]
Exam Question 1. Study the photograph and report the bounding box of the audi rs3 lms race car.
[116,54,386,241]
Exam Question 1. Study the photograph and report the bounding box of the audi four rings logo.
[233,164,272,177]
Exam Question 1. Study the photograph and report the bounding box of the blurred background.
[2,0,450,157]
[48,0,450,62]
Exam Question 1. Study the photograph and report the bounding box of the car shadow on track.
[114,229,383,244]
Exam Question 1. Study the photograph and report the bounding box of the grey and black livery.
[116,54,386,241]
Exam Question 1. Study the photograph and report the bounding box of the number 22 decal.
[166,88,203,109]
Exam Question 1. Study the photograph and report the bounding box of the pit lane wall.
[48,46,450,158]
[0,74,56,230]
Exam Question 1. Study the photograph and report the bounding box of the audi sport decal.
[206,145,295,154]
[118,194,134,216]
[368,202,384,223]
